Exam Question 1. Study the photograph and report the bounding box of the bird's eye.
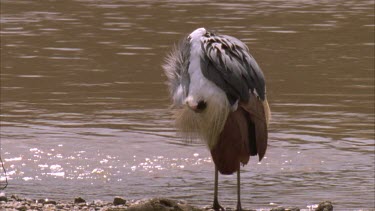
[187,36,191,41]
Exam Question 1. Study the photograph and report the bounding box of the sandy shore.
[0,194,334,211]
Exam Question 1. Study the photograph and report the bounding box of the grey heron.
[163,27,270,211]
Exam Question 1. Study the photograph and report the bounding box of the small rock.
[0,196,7,202]
[286,207,300,211]
[43,204,56,209]
[15,205,27,211]
[315,201,333,211]
[25,198,33,203]
[45,200,57,205]
[109,206,127,211]
[271,207,285,211]
[113,197,126,206]
[37,199,46,204]
[30,203,38,209]
[93,199,106,206]
[56,204,65,209]
[11,194,21,201]
[74,197,86,204]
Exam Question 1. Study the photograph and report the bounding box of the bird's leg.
[213,165,224,211]
[236,169,242,211]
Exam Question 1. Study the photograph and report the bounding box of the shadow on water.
[1,0,374,210]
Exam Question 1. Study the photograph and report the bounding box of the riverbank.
[0,194,336,211]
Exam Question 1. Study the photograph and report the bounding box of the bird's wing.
[240,92,270,161]
[200,34,266,105]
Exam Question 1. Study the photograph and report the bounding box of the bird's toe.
[212,203,225,211]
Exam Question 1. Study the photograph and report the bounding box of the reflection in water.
[1,0,374,210]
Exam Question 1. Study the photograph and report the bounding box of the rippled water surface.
[1,0,374,210]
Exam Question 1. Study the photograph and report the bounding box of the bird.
[162,27,270,211]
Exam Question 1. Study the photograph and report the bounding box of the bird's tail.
[240,93,269,161]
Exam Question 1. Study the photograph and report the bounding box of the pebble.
[315,201,333,211]
[271,206,301,211]
[0,196,8,202]
[113,196,126,205]
[286,207,300,211]
[11,194,21,201]
[37,199,46,203]
[271,207,285,211]
[44,200,57,205]
[15,205,27,211]
[93,199,105,206]
[74,197,86,204]
[56,204,65,209]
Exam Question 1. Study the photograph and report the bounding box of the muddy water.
[1,0,374,210]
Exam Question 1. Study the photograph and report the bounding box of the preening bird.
[163,27,270,211]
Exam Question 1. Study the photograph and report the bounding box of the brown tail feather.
[210,108,250,175]
[240,93,269,161]
[210,93,269,174]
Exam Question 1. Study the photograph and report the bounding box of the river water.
[1,0,374,210]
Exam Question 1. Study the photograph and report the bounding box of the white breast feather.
[175,28,231,149]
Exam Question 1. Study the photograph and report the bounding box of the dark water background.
[1,0,374,210]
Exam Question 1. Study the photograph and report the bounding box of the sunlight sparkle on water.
[4,157,22,162]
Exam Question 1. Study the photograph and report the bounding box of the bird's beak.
[186,100,207,113]
[187,102,199,112]
[185,96,206,113]
[185,97,196,110]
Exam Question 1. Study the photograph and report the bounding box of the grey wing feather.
[200,34,266,105]
[162,38,191,106]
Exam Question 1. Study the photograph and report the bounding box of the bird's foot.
[212,201,225,211]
